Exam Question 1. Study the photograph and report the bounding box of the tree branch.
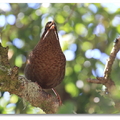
[87,36,120,92]
[0,43,60,114]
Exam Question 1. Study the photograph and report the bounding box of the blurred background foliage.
[0,3,120,114]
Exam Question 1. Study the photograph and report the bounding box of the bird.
[24,21,66,105]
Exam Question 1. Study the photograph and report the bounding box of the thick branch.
[0,43,60,114]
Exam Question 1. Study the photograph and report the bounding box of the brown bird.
[24,21,66,105]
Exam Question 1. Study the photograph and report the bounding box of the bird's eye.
[45,21,52,31]
[46,21,52,27]
[47,21,52,25]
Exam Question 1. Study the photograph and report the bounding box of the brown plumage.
[24,21,66,102]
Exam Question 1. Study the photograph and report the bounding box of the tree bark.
[0,43,60,114]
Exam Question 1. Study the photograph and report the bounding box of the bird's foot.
[52,88,62,106]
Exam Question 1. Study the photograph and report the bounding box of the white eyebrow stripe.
[54,31,59,40]
[43,30,49,40]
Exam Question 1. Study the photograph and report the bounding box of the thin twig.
[104,36,120,79]
[87,36,120,91]
[62,3,77,25]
